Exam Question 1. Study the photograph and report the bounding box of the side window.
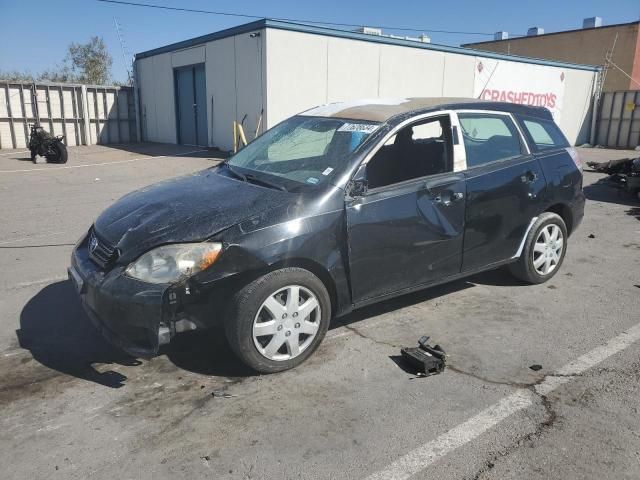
[458,113,525,168]
[367,116,453,189]
[521,118,569,151]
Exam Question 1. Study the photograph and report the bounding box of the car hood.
[94,167,290,263]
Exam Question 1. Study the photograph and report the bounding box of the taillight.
[566,147,583,172]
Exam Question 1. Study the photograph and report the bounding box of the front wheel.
[508,212,568,284]
[224,267,331,373]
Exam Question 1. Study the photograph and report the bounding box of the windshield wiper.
[223,163,247,182]
[245,173,288,192]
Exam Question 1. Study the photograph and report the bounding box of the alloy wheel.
[532,224,564,276]
[252,285,321,361]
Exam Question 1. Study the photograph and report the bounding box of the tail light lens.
[566,147,583,172]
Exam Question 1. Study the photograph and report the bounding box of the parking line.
[364,321,640,480]
[0,150,30,156]
[0,149,208,173]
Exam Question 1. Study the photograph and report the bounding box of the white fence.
[595,90,640,149]
[0,81,137,149]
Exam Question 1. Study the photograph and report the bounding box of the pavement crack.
[446,366,533,389]
[333,320,398,348]
[466,384,561,480]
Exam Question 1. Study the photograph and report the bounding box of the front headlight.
[125,243,222,284]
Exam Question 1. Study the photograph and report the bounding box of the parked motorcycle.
[28,124,68,164]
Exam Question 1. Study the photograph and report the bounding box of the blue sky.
[1,0,639,82]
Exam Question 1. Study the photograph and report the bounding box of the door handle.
[431,191,463,206]
[521,171,538,183]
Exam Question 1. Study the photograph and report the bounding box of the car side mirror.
[348,179,368,197]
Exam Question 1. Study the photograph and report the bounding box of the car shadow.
[18,269,522,387]
[17,281,140,388]
[583,180,639,207]
[17,280,254,388]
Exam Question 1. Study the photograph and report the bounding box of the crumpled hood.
[94,167,289,263]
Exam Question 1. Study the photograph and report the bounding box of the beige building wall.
[264,29,597,144]
[464,22,639,92]
[136,31,266,151]
[135,25,600,149]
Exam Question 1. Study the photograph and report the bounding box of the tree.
[65,37,113,84]
[0,37,114,85]
[0,70,35,82]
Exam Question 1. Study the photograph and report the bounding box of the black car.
[69,98,584,373]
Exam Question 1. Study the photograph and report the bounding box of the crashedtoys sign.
[474,58,566,121]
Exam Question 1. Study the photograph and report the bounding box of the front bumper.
[69,239,169,358]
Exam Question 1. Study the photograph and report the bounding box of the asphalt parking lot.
[0,143,639,480]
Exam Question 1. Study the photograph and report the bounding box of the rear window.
[521,118,569,151]
[458,113,524,168]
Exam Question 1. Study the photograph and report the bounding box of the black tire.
[45,142,68,164]
[508,212,568,284]
[224,267,331,373]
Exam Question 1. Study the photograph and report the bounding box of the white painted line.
[8,276,68,290]
[0,149,208,173]
[364,321,640,480]
[0,231,66,245]
[366,391,533,480]
[0,150,30,156]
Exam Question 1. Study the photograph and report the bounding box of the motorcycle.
[28,123,68,164]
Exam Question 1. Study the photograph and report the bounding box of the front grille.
[88,229,118,269]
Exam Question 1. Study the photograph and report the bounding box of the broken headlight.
[125,243,222,284]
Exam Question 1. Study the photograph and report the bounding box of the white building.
[134,19,600,151]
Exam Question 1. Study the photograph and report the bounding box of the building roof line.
[134,18,601,71]
[463,20,640,46]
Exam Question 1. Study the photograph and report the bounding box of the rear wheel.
[224,267,331,373]
[45,142,68,164]
[508,212,568,284]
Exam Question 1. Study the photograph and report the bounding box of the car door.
[345,113,467,305]
[456,111,545,272]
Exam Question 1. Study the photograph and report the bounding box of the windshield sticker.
[321,167,334,176]
[337,123,379,134]
[306,177,320,185]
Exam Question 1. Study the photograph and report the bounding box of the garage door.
[175,64,208,146]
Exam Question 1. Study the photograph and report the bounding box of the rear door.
[456,111,545,272]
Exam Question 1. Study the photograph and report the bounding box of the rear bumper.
[69,239,169,358]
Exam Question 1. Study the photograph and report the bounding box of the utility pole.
[113,17,133,84]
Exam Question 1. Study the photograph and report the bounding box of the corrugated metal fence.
[595,90,640,149]
[0,81,137,149]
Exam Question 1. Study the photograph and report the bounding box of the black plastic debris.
[400,336,446,377]
[529,364,543,371]
[587,157,640,199]
[211,391,236,398]
[588,234,595,239]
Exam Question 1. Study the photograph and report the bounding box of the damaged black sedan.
[69,98,584,373]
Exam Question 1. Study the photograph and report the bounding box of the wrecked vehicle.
[586,156,640,199]
[69,98,584,373]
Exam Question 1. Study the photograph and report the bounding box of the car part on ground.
[28,123,68,164]
[400,336,446,377]
[587,157,640,199]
